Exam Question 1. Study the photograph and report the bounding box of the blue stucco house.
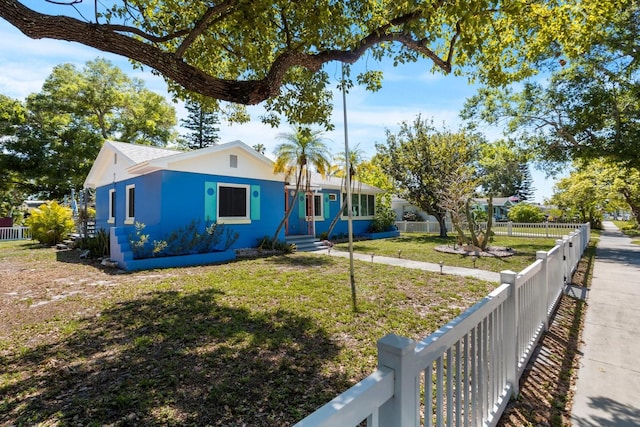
[283,172,382,238]
[84,140,384,270]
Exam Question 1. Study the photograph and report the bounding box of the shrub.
[369,205,397,233]
[129,220,239,260]
[507,203,545,223]
[76,228,110,258]
[26,201,75,245]
[257,236,295,253]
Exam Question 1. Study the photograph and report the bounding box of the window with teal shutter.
[204,181,217,222]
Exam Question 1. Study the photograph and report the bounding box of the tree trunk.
[271,168,304,245]
[483,196,494,250]
[464,199,480,248]
[450,212,469,246]
[326,197,348,239]
[436,213,448,238]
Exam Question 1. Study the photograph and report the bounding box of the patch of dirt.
[434,245,515,257]
[0,246,175,339]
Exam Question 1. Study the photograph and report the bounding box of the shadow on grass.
[1,288,345,426]
[55,249,136,276]
[264,252,336,268]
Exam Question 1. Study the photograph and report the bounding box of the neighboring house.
[84,140,383,269]
[472,196,520,221]
[391,197,439,222]
[391,196,520,222]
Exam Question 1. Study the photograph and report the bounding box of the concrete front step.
[285,235,330,252]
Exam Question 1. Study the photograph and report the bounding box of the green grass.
[0,241,495,426]
[612,220,640,238]
[336,233,559,273]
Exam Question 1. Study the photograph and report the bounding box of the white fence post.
[377,333,418,426]
[501,270,519,398]
[556,238,567,286]
[536,251,550,331]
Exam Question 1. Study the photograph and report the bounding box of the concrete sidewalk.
[322,248,501,283]
[571,221,640,426]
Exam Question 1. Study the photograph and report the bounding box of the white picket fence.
[295,223,590,427]
[395,220,585,239]
[0,226,31,241]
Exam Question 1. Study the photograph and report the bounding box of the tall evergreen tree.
[180,100,220,150]
[515,163,535,202]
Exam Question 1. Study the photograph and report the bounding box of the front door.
[285,190,313,236]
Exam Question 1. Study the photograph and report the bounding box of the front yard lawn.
[336,233,559,273]
[0,241,495,426]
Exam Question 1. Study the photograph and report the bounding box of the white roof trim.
[127,140,274,175]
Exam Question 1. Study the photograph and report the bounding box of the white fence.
[395,220,586,239]
[0,226,31,241]
[295,223,590,427]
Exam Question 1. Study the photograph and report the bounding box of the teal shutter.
[250,185,261,220]
[204,181,217,222]
[298,193,306,219]
[323,193,330,219]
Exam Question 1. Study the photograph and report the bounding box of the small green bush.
[76,228,110,258]
[257,236,295,253]
[369,205,396,233]
[129,220,239,260]
[26,201,75,245]
[507,204,545,223]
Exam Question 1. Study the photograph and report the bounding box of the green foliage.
[76,228,110,258]
[376,116,481,237]
[129,220,239,260]
[0,59,177,199]
[163,220,239,256]
[508,204,545,223]
[179,99,220,150]
[3,1,624,129]
[471,206,489,222]
[368,205,396,233]
[463,4,640,171]
[477,140,534,200]
[26,201,75,245]
[271,127,331,242]
[0,184,27,225]
[550,162,610,227]
[256,236,295,254]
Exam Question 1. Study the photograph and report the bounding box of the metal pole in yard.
[341,64,357,312]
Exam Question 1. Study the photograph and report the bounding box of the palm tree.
[271,127,331,243]
[325,145,366,238]
[252,143,266,155]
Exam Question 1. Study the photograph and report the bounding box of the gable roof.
[108,140,180,164]
[127,140,274,175]
[84,140,281,189]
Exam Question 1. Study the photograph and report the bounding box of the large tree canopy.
[462,3,640,170]
[0,59,177,199]
[376,116,482,238]
[0,0,625,128]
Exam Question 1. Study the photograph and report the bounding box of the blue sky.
[0,14,558,202]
